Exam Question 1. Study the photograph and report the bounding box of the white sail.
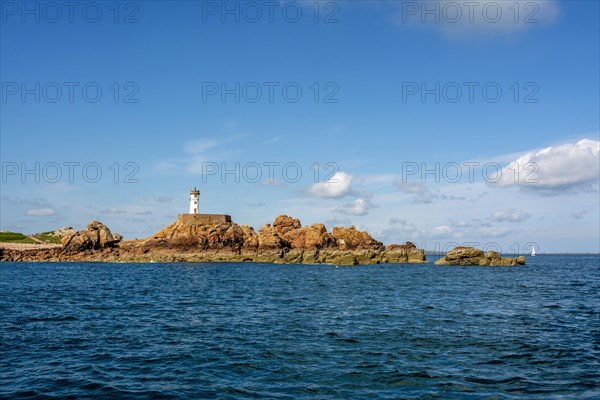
[531,246,536,256]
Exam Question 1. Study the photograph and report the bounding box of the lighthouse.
[180,188,232,224]
[189,187,200,214]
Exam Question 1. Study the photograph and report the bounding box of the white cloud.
[375,219,423,244]
[100,208,128,215]
[260,178,284,186]
[183,139,219,154]
[154,136,239,176]
[492,209,531,223]
[397,0,560,40]
[493,139,600,194]
[264,136,282,143]
[308,171,353,198]
[388,218,419,234]
[26,208,56,217]
[431,225,453,237]
[395,181,435,203]
[394,181,466,204]
[449,219,471,228]
[335,198,370,216]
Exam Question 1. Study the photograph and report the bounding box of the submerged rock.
[435,247,525,266]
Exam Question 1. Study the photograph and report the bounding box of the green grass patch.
[0,232,36,243]
[33,233,61,244]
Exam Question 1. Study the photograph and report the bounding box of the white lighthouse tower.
[189,187,200,214]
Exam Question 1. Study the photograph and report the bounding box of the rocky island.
[0,214,426,266]
[0,190,528,266]
[435,246,526,266]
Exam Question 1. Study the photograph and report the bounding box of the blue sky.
[1,0,599,253]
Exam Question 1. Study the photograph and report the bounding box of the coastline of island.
[0,214,526,266]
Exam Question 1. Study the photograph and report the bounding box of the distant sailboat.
[531,246,536,256]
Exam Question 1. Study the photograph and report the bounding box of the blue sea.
[1,255,599,399]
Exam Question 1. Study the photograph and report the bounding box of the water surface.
[1,255,599,398]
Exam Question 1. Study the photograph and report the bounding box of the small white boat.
[531,246,536,256]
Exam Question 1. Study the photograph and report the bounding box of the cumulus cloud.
[308,171,353,198]
[431,225,453,238]
[397,0,560,40]
[492,209,531,223]
[380,216,519,244]
[335,198,370,216]
[492,139,600,194]
[26,208,56,217]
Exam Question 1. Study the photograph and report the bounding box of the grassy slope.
[32,232,62,244]
[0,232,36,244]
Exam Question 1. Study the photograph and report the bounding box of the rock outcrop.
[271,215,335,250]
[1,214,426,265]
[51,226,76,237]
[332,226,384,250]
[61,221,122,251]
[435,246,525,266]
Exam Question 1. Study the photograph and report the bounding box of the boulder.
[51,226,75,237]
[435,246,525,266]
[241,225,259,249]
[331,226,384,251]
[61,220,119,251]
[282,223,333,250]
[382,242,426,263]
[257,224,287,250]
[272,215,301,236]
